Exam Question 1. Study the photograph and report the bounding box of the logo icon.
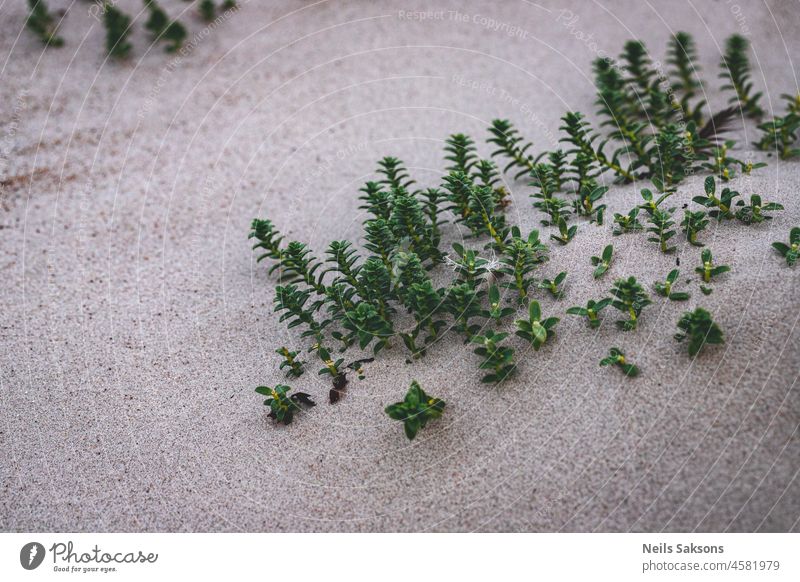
[20,542,46,570]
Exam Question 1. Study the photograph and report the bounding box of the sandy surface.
[1,0,799,532]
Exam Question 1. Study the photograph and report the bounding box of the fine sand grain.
[1,0,798,531]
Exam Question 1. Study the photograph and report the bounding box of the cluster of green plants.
[247,33,795,440]
[25,0,240,56]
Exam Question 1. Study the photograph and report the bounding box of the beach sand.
[1,0,798,531]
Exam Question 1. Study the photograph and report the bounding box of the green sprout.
[599,347,639,377]
[693,176,738,221]
[695,248,730,283]
[719,34,763,119]
[498,227,549,301]
[550,216,577,245]
[612,207,644,236]
[444,282,483,340]
[317,346,344,381]
[566,298,612,329]
[590,245,613,278]
[255,384,315,425]
[734,194,783,224]
[653,269,690,301]
[772,227,800,266]
[26,0,64,47]
[638,188,673,216]
[681,210,709,246]
[471,331,516,383]
[675,308,724,356]
[609,276,652,331]
[487,119,537,179]
[574,183,608,219]
[385,381,445,440]
[757,94,800,159]
[199,0,216,22]
[515,300,559,351]
[445,133,478,175]
[483,285,515,325]
[276,347,305,378]
[538,271,567,299]
[647,208,678,253]
[103,2,133,58]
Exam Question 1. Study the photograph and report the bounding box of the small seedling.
[385,381,445,440]
[574,183,608,218]
[693,176,738,221]
[609,276,652,331]
[515,300,559,351]
[695,248,730,283]
[566,298,612,329]
[317,346,345,385]
[675,308,724,356]
[276,347,304,378]
[757,97,800,160]
[599,347,639,377]
[772,227,800,266]
[653,269,690,301]
[647,209,678,253]
[199,0,216,22]
[255,384,315,425]
[734,195,783,224]
[538,271,567,298]
[719,34,763,119]
[700,285,713,295]
[487,119,536,179]
[590,245,613,278]
[498,227,549,301]
[681,210,709,246]
[104,3,133,58]
[612,207,644,236]
[26,0,64,47]
[638,188,673,216]
[444,282,483,340]
[550,216,577,245]
[472,331,516,383]
[483,285,515,325]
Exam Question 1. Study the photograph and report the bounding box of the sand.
[1,0,798,532]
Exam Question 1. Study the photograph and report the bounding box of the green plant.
[590,245,613,278]
[385,381,445,440]
[693,176,738,221]
[471,331,516,383]
[273,285,328,345]
[734,195,783,224]
[103,2,133,58]
[199,0,216,22]
[449,243,493,288]
[667,32,705,124]
[599,347,639,377]
[701,140,766,182]
[695,248,730,283]
[161,20,187,52]
[515,301,559,351]
[681,210,709,246]
[445,134,478,175]
[26,0,63,46]
[620,40,674,127]
[609,277,652,331]
[647,208,678,253]
[560,111,634,184]
[378,156,415,190]
[402,280,446,357]
[444,282,483,340]
[538,271,567,298]
[772,227,800,266]
[550,216,577,245]
[700,285,713,296]
[653,269,690,301]
[389,188,441,263]
[638,188,673,216]
[566,298,612,329]
[255,384,315,424]
[341,302,394,355]
[222,0,237,10]
[675,308,724,356]
[574,183,608,218]
[483,285,515,325]
[612,207,643,236]
[647,124,695,192]
[317,346,344,380]
[487,119,537,179]
[276,347,305,378]
[719,34,763,119]
[145,0,169,38]
[757,94,800,159]
[498,227,549,300]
